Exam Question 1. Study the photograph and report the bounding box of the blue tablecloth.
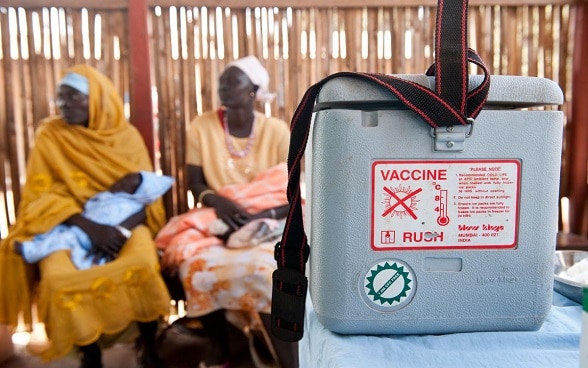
[300,292,581,368]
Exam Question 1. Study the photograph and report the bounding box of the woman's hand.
[86,222,129,263]
[13,241,23,255]
[188,164,256,239]
[65,214,128,263]
[211,195,252,238]
[250,204,290,221]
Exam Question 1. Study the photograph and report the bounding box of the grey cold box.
[305,74,564,335]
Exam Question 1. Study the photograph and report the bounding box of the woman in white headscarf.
[156,56,298,368]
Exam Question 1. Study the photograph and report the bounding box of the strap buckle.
[271,268,308,342]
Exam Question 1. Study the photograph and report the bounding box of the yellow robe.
[0,64,170,360]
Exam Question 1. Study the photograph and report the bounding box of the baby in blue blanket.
[16,171,174,269]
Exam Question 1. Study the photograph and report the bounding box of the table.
[300,292,581,368]
[557,231,588,252]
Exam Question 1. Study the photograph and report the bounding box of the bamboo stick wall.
[0,3,578,235]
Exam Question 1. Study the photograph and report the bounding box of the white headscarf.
[226,56,275,103]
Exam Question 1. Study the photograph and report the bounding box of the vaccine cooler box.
[304,73,564,335]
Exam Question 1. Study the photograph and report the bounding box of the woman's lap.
[179,241,276,317]
[37,225,170,360]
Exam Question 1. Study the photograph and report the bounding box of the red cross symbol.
[381,187,422,220]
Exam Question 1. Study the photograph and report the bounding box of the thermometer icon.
[436,189,450,226]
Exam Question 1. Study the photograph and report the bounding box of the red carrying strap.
[271,0,490,342]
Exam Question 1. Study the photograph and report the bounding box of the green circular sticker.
[363,260,414,308]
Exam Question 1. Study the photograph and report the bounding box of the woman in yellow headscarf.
[0,64,170,368]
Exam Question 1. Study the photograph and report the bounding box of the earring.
[250,92,256,97]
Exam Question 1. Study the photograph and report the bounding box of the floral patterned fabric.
[156,163,288,316]
[179,238,279,316]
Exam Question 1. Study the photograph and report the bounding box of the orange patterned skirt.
[156,164,289,316]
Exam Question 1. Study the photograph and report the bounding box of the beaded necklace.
[222,112,256,158]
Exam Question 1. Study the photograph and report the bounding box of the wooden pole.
[569,2,588,235]
[128,0,156,164]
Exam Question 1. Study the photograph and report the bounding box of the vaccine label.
[370,159,520,250]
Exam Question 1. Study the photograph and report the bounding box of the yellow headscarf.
[0,64,166,328]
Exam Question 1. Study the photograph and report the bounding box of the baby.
[15,171,174,269]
